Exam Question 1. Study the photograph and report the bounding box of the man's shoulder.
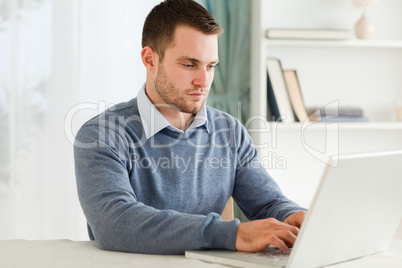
[75,98,142,141]
[205,106,254,151]
[206,106,242,127]
[83,98,139,127]
[206,106,239,120]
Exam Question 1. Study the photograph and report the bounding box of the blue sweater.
[74,98,304,254]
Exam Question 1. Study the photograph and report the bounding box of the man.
[74,0,306,255]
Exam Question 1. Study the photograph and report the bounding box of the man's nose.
[193,68,211,89]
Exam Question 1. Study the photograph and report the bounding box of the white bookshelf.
[272,122,402,131]
[265,39,402,49]
[249,0,402,208]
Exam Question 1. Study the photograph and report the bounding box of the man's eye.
[183,64,193,68]
[208,65,217,70]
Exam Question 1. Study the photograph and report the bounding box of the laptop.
[185,151,402,268]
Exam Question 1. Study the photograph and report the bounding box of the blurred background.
[0,0,164,240]
[0,0,252,240]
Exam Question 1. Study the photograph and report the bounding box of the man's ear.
[141,46,158,73]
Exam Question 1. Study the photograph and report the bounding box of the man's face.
[152,25,219,114]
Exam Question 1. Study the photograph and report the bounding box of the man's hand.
[235,218,299,253]
[284,210,306,228]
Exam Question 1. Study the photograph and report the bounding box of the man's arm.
[74,125,240,254]
[236,211,306,252]
[231,122,307,252]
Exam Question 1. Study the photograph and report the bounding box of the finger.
[280,221,300,236]
[277,230,297,248]
[291,216,303,228]
[291,211,306,228]
[267,235,289,253]
[288,225,299,236]
[284,211,306,228]
[272,220,300,236]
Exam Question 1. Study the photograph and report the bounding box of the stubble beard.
[154,64,206,115]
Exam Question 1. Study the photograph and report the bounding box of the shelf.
[268,122,402,131]
[264,39,402,49]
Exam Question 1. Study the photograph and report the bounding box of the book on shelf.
[307,106,368,122]
[318,116,368,122]
[266,58,296,122]
[265,28,350,40]
[283,70,310,122]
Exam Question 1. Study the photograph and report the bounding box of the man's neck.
[144,87,195,132]
[157,105,195,132]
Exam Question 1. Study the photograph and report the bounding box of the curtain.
[197,0,251,222]
[197,0,251,123]
[0,0,53,239]
[0,0,161,240]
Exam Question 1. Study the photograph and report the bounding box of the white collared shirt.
[137,84,210,139]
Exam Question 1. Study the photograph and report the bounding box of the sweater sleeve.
[74,124,240,255]
[232,123,306,222]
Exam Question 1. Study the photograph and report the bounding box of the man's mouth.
[188,92,206,98]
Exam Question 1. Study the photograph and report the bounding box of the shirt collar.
[137,84,210,139]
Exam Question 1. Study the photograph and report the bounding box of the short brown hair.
[142,0,223,61]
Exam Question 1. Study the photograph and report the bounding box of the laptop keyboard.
[240,247,291,264]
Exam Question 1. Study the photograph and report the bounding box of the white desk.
[1,239,401,268]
